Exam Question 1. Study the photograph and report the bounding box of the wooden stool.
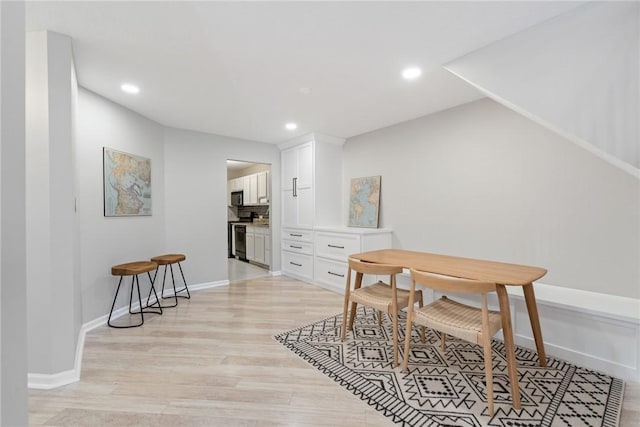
[149,254,191,307]
[109,261,162,328]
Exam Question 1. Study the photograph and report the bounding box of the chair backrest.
[410,268,496,294]
[348,257,403,276]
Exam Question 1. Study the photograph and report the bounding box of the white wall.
[26,31,79,376]
[75,88,165,322]
[343,98,639,300]
[163,127,281,282]
[0,1,28,424]
[446,1,639,172]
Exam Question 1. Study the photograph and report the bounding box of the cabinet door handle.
[290,245,302,249]
[293,177,297,197]
[328,271,345,278]
[290,261,302,267]
[328,244,345,249]
[290,233,303,237]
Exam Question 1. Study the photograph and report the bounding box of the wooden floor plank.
[28,275,639,426]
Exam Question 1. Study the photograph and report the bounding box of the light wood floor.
[30,276,640,426]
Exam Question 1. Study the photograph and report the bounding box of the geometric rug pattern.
[275,306,624,427]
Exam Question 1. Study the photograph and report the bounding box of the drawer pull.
[328,271,345,278]
[328,244,345,249]
[290,233,303,237]
[290,261,303,267]
[290,245,302,249]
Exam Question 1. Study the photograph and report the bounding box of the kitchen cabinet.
[313,227,392,293]
[246,225,269,266]
[242,175,257,205]
[228,172,269,206]
[265,234,271,267]
[246,230,255,261]
[254,233,265,264]
[257,171,269,204]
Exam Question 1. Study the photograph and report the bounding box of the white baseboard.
[27,279,229,390]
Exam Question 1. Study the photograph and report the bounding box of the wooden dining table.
[349,248,548,409]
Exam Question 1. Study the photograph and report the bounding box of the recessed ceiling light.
[402,67,422,80]
[285,123,297,130]
[121,83,140,94]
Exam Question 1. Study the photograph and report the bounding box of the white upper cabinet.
[257,171,269,203]
[228,171,269,206]
[282,148,298,191]
[246,174,258,205]
[296,142,313,189]
[279,134,344,228]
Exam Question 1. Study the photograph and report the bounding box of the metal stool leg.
[159,265,178,308]
[174,262,191,299]
[143,271,163,315]
[128,276,135,314]
[108,275,144,328]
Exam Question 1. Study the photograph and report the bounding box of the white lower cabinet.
[313,227,392,293]
[282,251,313,281]
[314,257,349,290]
[281,226,392,291]
[246,226,269,267]
[282,227,314,281]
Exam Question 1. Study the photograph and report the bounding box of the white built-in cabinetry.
[279,134,345,281]
[313,227,392,292]
[281,227,314,281]
[282,142,314,227]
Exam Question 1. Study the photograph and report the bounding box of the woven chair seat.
[414,296,502,344]
[350,281,412,312]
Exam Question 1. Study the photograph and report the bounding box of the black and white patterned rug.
[275,307,624,427]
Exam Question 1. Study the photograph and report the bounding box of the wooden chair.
[341,257,424,367]
[402,268,506,416]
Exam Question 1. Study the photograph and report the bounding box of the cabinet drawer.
[282,228,313,242]
[315,232,361,261]
[314,257,349,290]
[282,239,313,255]
[282,251,313,281]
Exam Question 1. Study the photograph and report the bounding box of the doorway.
[226,159,271,283]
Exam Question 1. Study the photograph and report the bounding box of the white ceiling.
[26,1,585,144]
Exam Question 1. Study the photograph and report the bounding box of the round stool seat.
[150,254,186,265]
[111,261,158,276]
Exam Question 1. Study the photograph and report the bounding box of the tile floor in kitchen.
[228,257,271,283]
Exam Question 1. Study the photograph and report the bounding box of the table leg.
[496,285,521,409]
[523,283,547,367]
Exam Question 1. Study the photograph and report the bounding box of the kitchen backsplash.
[238,205,269,218]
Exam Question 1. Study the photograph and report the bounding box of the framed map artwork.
[103,147,152,216]
[348,175,381,228]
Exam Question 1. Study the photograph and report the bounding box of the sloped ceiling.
[445,1,639,176]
